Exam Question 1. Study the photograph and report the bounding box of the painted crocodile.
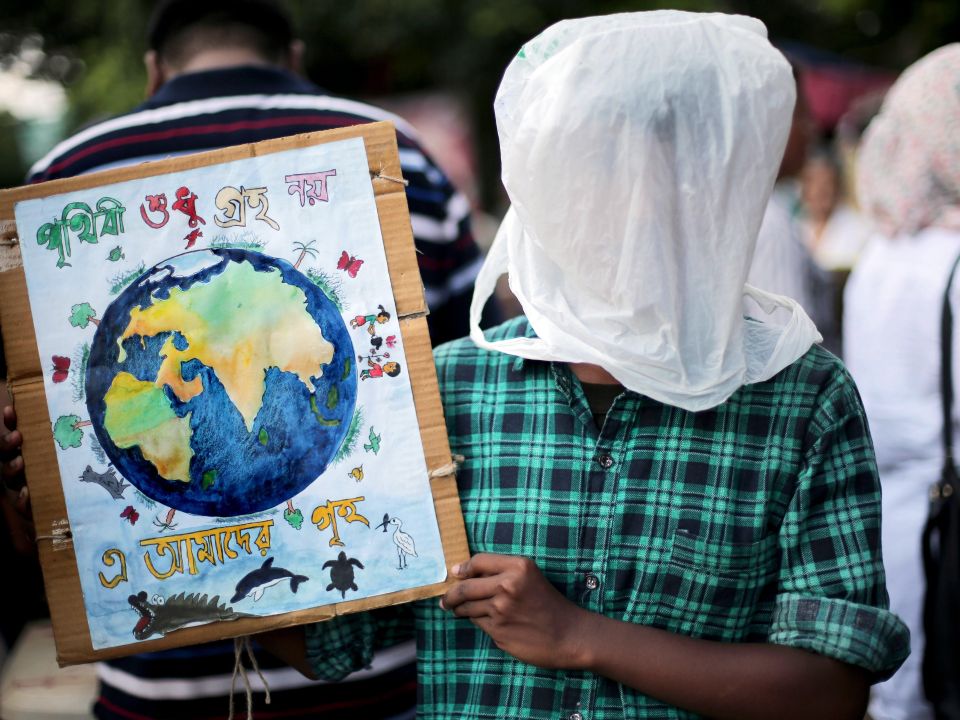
[129,590,253,640]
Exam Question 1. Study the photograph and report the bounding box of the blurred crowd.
[1,3,960,720]
[747,65,879,358]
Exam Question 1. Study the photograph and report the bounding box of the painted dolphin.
[231,557,308,603]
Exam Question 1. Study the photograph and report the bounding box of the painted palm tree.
[153,507,178,532]
[292,240,319,269]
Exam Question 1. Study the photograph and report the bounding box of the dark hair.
[806,145,841,173]
[147,0,294,65]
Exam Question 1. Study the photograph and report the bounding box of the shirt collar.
[140,65,322,109]
[509,320,540,372]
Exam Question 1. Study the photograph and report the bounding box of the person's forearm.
[572,610,869,720]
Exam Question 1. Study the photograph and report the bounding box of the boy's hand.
[2,405,24,488]
[440,553,591,670]
[2,404,34,555]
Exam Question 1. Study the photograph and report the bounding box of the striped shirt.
[27,64,485,346]
[305,316,909,719]
[27,64,486,720]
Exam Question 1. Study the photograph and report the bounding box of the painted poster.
[13,137,445,650]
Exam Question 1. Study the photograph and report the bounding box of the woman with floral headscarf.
[844,43,960,720]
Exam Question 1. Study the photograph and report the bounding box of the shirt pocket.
[649,528,780,639]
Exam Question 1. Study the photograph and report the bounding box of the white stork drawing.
[376,515,417,569]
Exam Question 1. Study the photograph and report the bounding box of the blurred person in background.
[747,68,840,353]
[844,43,960,720]
[800,147,871,273]
[1,0,496,717]
[798,147,872,358]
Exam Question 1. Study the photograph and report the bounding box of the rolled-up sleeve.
[770,371,910,680]
[304,604,415,681]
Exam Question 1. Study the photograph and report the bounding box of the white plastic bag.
[470,11,821,411]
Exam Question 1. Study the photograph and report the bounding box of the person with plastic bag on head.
[844,44,960,720]
[261,11,910,719]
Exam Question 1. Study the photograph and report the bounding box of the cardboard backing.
[0,121,469,665]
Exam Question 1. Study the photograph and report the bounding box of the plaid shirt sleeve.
[769,367,910,679]
[304,604,415,681]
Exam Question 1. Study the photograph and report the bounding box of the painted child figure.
[350,304,391,335]
[360,359,400,381]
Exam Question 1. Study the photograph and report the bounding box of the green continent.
[202,469,217,490]
[310,394,341,427]
[103,372,194,483]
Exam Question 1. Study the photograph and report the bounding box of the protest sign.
[0,121,467,664]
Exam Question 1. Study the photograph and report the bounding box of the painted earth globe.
[86,248,356,517]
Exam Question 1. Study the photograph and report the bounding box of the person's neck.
[569,363,621,385]
[170,49,277,77]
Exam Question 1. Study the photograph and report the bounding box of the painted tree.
[292,239,318,269]
[53,414,91,449]
[69,302,99,328]
[153,507,178,532]
[284,500,304,530]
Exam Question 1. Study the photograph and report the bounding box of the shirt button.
[597,453,613,469]
[569,713,584,720]
[585,574,600,591]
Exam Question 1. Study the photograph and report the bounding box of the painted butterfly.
[337,250,364,278]
[184,228,203,249]
[120,505,140,525]
[51,355,71,383]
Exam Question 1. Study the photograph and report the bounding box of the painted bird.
[376,516,417,569]
[364,426,381,454]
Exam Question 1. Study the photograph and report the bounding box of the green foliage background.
[1,0,958,202]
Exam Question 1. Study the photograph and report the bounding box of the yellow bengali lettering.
[311,497,366,547]
[98,548,128,589]
[139,520,273,580]
[141,536,186,580]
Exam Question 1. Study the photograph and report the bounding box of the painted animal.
[231,557,308,603]
[363,427,381,454]
[79,465,128,499]
[323,551,364,598]
[128,591,251,640]
[376,516,418,570]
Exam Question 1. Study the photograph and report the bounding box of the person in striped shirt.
[3,0,496,717]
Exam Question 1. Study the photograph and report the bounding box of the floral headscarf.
[858,44,960,237]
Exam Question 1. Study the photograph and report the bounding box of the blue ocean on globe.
[85,248,357,517]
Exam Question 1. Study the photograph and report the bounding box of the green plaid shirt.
[306,317,909,719]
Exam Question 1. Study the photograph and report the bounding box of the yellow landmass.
[103,372,194,483]
[117,260,334,433]
[155,335,203,402]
